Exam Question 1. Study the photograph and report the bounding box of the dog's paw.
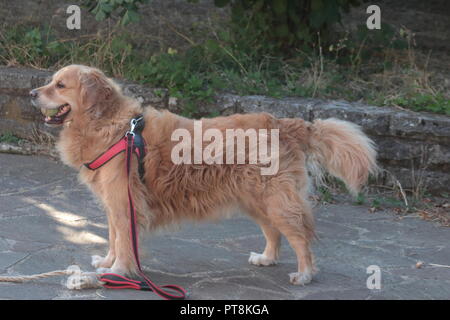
[91,255,105,268]
[96,264,132,276]
[248,252,277,266]
[289,271,313,285]
[96,267,113,275]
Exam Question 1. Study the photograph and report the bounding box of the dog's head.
[30,65,120,126]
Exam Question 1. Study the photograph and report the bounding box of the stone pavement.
[0,153,449,300]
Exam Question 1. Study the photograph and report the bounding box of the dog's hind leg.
[248,220,281,266]
[264,188,316,285]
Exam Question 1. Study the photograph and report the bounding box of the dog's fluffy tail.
[306,118,379,195]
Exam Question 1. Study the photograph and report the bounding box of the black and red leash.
[85,115,187,300]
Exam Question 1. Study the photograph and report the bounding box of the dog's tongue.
[41,108,59,117]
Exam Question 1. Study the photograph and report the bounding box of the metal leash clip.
[126,116,143,137]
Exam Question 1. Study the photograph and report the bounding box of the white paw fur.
[248,252,277,266]
[91,255,105,269]
[289,271,313,285]
[96,267,113,274]
[96,264,131,276]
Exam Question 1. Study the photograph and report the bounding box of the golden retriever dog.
[30,64,378,286]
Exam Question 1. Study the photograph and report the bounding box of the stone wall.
[1,66,449,194]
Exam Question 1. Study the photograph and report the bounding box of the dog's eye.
[56,82,65,89]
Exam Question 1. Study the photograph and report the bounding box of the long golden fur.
[31,65,378,285]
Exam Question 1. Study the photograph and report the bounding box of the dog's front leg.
[94,178,138,276]
[92,214,116,269]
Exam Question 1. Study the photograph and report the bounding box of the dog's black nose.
[29,89,38,99]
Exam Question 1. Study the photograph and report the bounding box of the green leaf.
[95,10,107,21]
[121,9,140,25]
[205,39,220,52]
[100,3,113,13]
[217,30,231,42]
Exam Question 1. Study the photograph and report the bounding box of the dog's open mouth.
[41,104,71,126]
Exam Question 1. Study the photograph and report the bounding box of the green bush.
[217,0,363,52]
[0,26,68,67]
[0,132,21,144]
[392,93,450,116]
[84,0,363,52]
[82,0,150,25]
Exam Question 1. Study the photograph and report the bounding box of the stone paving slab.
[0,153,449,300]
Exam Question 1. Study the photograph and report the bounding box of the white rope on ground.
[0,270,72,282]
[428,263,450,269]
[0,269,104,289]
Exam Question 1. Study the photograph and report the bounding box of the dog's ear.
[79,69,117,118]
